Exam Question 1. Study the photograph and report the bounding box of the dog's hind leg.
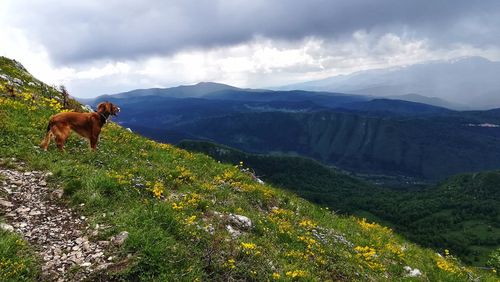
[53,125,71,152]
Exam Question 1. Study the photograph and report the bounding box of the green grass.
[0,56,498,281]
[0,229,40,281]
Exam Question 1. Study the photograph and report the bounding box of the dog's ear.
[97,102,106,113]
[106,102,112,113]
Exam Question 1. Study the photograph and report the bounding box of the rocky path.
[0,165,114,281]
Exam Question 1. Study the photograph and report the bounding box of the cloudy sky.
[1,0,500,98]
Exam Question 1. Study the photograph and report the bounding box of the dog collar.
[99,112,109,124]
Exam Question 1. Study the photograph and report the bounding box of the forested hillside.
[179,140,500,266]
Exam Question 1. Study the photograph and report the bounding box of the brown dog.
[40,101,120,151]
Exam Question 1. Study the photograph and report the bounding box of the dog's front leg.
[90,135,99,151]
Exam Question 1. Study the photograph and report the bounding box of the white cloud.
[2,1,500,98]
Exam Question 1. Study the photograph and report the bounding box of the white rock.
[227,214,252,230]
[29,210,42,216]
[12,78,23,85]
[80,262,92,267]
[0,223,14,232]
[226,225,242,238]
[16,207,30,213]
[0,199,13,207]
[404,266,422,277]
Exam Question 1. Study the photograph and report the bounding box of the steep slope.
[1,56,497,281]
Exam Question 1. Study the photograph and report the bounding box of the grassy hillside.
[0,56,497,281]
[178,140,500,266]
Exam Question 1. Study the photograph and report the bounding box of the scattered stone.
[50,189,64,199]
[16,207,30,213]
[29,210,42,216]
[97,241,110,247]
[0,167,115,281]
[111,231,129,246]
[0,199,13,207]
[403,266,422,277]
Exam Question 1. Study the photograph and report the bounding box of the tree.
[59,85,69,109]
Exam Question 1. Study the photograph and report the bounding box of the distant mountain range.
[82,81,500,180]
[280,56,500,110]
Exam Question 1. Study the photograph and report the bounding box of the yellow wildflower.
[285,270,307,278]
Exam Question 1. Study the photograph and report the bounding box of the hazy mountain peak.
[280,56,500,109]
[194,81,235,87]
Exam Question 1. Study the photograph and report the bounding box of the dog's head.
[97,101,120,116]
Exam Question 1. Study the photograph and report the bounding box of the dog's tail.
[40,121,54,151]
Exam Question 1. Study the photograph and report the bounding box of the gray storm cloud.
[5,0,500,64]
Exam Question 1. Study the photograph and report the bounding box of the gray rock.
[50,189,64,199]
[112,231,129,246]
[227,214,252,230]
